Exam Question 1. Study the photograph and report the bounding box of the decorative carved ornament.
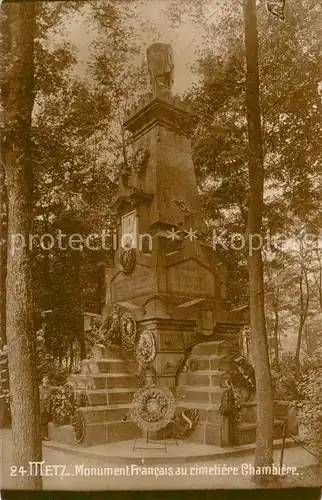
[164,361,174,373]
[187,358,199,372]
[120,312,137,351]
[130,386,176,432]
[120,248,136,275]
[135,331,156,364]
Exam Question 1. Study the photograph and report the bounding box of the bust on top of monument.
[147,42,174,98]
[124,42,192,125]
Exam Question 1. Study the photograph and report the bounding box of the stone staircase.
[48,345,140,446]
[175,340,286,447]
[175,340,232,446]
[48,340,291,448]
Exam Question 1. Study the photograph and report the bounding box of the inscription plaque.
[168,260,215,295]
[112,265,152,301]
[159,332,184,351]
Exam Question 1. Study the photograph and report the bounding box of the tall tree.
[243,0,273,472]
[1,1,42,489]
[0,161,7,348]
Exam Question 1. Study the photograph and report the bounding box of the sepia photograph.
[0,0,321,495]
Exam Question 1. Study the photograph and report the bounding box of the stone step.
[67,373,138,391]
[178,370,230,388]
[92,359,127,373]
[186,354,232,372]
[67,374,96,390]
[83,420,140,446]
[48,423,79,446]
[80,404,132,424]
[176,385,225,405]
[98,359,138,374]
[79,358,138,375]
[179,421,225,446]
[90,373,138,390]
[236,420,285,445]
[48,420,140,447]
[191,341,232,357]
[87,388,137,406]
[176,401,221,410]
[176,403,222,425]
[91,344,127,361]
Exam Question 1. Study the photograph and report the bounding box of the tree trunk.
[294,265,309,374]
[312,249,322,312]
[2,2,42,489]
[243,0,274,474]
[0,162,7,348]
[74,251,87,359]
[69,339,74,373]
[272,289,280,370]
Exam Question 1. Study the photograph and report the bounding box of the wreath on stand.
[131,386,176,432]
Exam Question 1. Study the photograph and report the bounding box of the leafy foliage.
[272,351,300,401]
[231,352,256,394]
[51,384,75,426]
[186,0,321,306]
[296,347,322,462]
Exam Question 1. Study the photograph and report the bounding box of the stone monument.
[48,43,290,448]
[105,42,246,388]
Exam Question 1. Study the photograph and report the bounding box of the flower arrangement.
[219,380,242,444]
[51,384,75,427]
[75,390,88,408]
[230,354,256,399]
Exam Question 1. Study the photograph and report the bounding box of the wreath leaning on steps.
[173,409,199,440]
[219,380,241,445]
[71,390,88,443]
[230,353,256,399]
[72,408,86,443]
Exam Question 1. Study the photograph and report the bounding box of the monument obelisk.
[107,42,246,391]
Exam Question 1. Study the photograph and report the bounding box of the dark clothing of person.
[39,383,54,439]
[41,409,51,439]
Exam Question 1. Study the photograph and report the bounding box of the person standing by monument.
[39,374,54,440]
